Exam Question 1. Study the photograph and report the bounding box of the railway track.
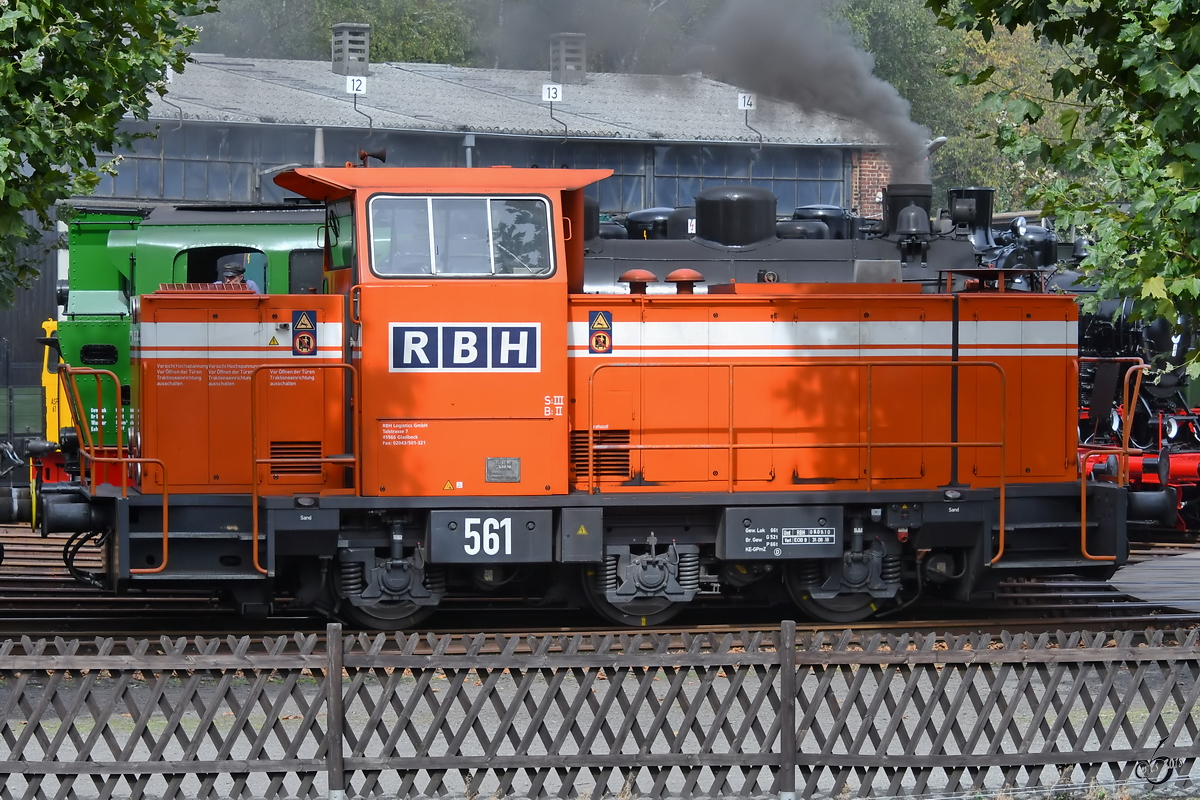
[1,526,1197,637]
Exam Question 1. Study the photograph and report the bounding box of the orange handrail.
[56,365,172,573]
[249,362,360,575]
[586,360,1011,564]
[58,366,125,493]
[1078,357,1146,485]
[1074,359,1147,563]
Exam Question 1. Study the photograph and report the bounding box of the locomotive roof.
[275,167,613,201]
[141,204,326,226]
[147,55,883,147]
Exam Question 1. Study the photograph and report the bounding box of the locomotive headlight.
[1166,417,1180,439]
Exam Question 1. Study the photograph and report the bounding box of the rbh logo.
[390,323,540,372]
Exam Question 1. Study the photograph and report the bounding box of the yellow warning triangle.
[268,336,279,346]
[591,313,610,330]
[576,525,588,536]
[294,312,315,330]
[443,480,454,491]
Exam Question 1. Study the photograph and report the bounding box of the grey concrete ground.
[1112,551,1200,612]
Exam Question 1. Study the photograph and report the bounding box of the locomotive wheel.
[339,600,435,631]
[790,591,878,623]
[784,566,880,623]
[582,567,682,627]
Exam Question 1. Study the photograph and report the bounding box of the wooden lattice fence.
[0,623,1196,799]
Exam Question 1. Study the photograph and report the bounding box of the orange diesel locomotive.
[34,168,1128,626]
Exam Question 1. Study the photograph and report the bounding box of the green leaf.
[1165,161,1188,180]
[1008,96,1044,123]
[1058,108,1080,140]
[1143,275,1169,300]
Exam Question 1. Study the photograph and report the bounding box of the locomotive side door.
[356,192,569,497]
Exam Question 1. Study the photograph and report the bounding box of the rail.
[0,623,1195,800]
[57,365,170,573]
[249,362,361,575]
[586,360,1014,564]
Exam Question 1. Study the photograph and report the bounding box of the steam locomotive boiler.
[14,167,1130,627]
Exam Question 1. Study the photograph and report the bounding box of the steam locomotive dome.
[694,185,777,246]
[623,207,674,240]
[793,205,853,239]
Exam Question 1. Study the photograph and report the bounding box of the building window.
[653,145,845,214]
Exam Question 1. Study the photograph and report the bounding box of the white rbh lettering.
[403,330,431,365]
[498,329,528,365]
[453,330,479,364]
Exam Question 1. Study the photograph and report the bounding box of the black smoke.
[688,0,930,182]
[486,0,930,182]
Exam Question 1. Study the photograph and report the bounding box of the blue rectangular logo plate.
[389,323,540,372]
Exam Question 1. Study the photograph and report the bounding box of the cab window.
[369,196,552,277]
[173,246,265,286]
[326,198,355,270]
[289,249,323,293]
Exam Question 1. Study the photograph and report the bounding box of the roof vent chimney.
[550,33,586,84]
[332,23,370,76]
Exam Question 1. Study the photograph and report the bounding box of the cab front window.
[369,195,552,278]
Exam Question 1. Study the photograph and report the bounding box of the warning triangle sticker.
[268,336,279,346]
[443,480,454,490]
[576,525,588,536]
[590,313,610,330]
[294,312,315,330]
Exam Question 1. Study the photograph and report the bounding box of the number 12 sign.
[345,76,367,95]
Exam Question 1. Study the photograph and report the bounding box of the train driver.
[218,256,261,293]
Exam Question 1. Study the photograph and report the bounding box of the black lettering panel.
[428,510,552,563]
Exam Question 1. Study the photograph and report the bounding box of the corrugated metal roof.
[149,55,883,146]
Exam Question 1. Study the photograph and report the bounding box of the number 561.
[464,517,512,555]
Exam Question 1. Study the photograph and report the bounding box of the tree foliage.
[468,0,723,74]
[195,0,477,65]
[929,0,1200,372]
[0,0,213,305]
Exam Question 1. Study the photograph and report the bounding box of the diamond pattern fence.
[0,623,1196,799]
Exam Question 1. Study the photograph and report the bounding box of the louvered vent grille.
[269,441,322,474]
[570,430,631,478]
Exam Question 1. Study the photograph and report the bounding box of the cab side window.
[173,246,265,284]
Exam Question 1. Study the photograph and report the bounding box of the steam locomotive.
[0,168,1143,627]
